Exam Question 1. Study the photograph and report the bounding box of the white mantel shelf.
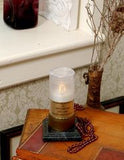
[0,11,95,89]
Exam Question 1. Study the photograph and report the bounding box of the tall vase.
[85,68,103,109]
[3,0,39,29]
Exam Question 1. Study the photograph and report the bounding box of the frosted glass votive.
[48,67,75,131]
[49,67,75,103]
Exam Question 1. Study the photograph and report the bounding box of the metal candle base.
[48,100,75,131]
[48,114,75,131]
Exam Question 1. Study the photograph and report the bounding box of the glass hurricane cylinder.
[48,67,75,131]
[3,0,39,29]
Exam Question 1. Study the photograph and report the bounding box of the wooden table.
[19,107,124,160]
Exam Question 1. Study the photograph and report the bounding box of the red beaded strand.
[74,103,85,111]
[67,104,98,153]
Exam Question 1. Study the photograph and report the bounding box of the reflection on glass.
[4,0,39,29]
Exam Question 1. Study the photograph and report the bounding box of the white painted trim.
[0,1,102,89]
[0,11,95,66]
[0,45,94,89]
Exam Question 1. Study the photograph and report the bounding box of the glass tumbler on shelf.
[3,0,39,29]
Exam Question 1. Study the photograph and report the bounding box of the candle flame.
[59,83,66,94]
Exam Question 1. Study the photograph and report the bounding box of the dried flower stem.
[99,32,123,70]
[86,0,124,71]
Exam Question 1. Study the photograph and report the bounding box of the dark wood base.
[101,96,124,114]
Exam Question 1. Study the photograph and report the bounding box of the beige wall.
[0,36,124,131]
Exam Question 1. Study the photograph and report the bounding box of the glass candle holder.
[48,67,75,131]
[3,0,39,29]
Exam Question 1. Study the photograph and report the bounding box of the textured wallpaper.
[0,0,2,10]
[0,36,124,131]
[0,67,88,131]
[101,37,124,100]
[0,0,124,131]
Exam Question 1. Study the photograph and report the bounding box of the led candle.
[48,67,75,131]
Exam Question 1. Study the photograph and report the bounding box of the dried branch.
[99,33,122,70]
[86,0,124,71]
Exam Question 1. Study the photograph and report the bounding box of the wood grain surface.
[19,107,124,160]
